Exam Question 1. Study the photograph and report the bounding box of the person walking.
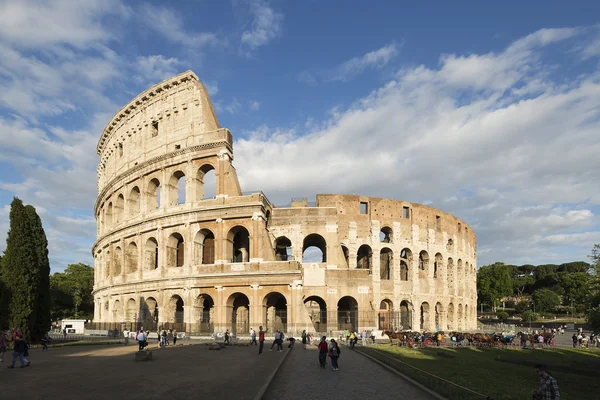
[301,330,308,349]
[224,329,230,345]
[173,329,177,346]
[270,330,280,351]
[258,326,265,354]
[532,364,560,399]
[250,328,257,345]
[278,331,284,352]
[370,329,376,344]
[349,331,356,349]
[318,336,328,368]
[361,330,367,346]
[6,334,28,369]
[137,329,146,350]
[328,339,341,371]
[160,329,167,348]
[41,333,51,351]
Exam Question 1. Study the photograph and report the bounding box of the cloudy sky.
[0,0,599,272]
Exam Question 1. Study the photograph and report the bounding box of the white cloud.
[134,55,182,85]
[204,81,219,96]
[332,43,399,82]
[240,0,283,51]
[249,101,261,111]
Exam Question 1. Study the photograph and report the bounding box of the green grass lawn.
[360,345,600,400]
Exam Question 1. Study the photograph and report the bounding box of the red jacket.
[259,331,265,342]
[318,341,328,352]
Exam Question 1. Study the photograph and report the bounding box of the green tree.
[477,262,513,311]
[532,288,561,312]
[515,300,530,314]
[25,205,51,340]
[50,263,95,320]
[557,272,591,310]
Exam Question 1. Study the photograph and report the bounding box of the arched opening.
[114,194,124,224]
[400,248,412,281]
[264,292,287,333]
[227,293,250,335]
[447,303,454,330]
[113,300,122,321]
[302,234,327,263]
[447,258,454,288]
[167,295,185,326]
[274,236,292,261]
[304,296,327,332]
[105,251,111,278]
[147,178,161,210]
[464,304,470,329]
[378,299,394,330]
[167,232,185,268]
[194,229,215,265]
[128,186,141,216]
[341,245,350,268]
[457,304,463,330]
[195,294,214,333]
[126,298,137,323]
[434,253,443,279]
[379,226,393,243]
[337,296,358,331]
[196,164,216,200]
[144,237,159,270]
[400,300,412,329]
[228,226,250,262]
[420,302,431,331]
[457,259,464,296]
[419,251,429,273]
[126,242,138,274]
[106,202,113,227]
[447,239,454,252]
[168,170,186,205]
[380,248,393,280]
[435,302,443,330]
[114,246,122,276]
[143,297,159,328]
[357,244,372,271]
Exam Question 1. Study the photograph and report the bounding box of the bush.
[521,311,539,322]
[496,311,509,322]
[516,301,531,314]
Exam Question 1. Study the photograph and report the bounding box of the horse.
[382,330,406,345]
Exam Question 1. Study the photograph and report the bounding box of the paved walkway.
[264,344,437,400]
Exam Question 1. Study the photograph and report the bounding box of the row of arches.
[98,226,249,277]
[378,299,473,331]
[99,164,217,233]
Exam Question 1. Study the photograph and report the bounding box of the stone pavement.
[264,344,437,400]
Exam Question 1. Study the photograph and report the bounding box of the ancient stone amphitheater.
[92,70,477,336]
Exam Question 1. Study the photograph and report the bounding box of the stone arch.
[304,296,327,332]
[147,177,161,210]
[435,302,444,330]
[457,259,464,296]
[446,239,454,252]
[263,292,288,332]
[114,246,122,275]
[337,296,358,331]
[168,170,186,205]
[447,257,454,289]
[166,295,185,324]
[400,248,412,281]
[194,294,214,333]
[228,225,250,262]
[143,297,159,327]
[113,299,122,321]
[302,233,327,263]
[464,304,470,329]
[126,241,138,274]
[457,304,464,330]
[380,247,393,280]
[274,236,292,261]
[357,244,372,270]
[227,292,250,335]
[196,163,216,200]
[126,298,137,322]
[378,299,394,330]
[420,302,431,331]
[106,202,113,227]
[399,300,412,329]
[194,229,215,265]
[128,186,141,216]
[434,253,443,279]
[379,226,393,243]
[447,302,454,330]
[419,250,429,275]
[144,237,159,270]
[167,232,185,268]
[114,194,124,224]
[341,244,350,268]
[105,250,111,278]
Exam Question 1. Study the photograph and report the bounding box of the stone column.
[251,212,264,262]
[215,286,225,333]
[250,284,260,330]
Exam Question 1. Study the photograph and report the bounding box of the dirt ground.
[0,341,284,399]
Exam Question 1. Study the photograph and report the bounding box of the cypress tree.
[3,197,38,340]
[25,205,51,340]
[0,255,9,329]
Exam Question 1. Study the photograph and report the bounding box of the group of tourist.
[1,328,32,369]
[341,329,376,348]
[127,327,178,350]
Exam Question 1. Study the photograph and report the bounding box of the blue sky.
[0,0,599,272]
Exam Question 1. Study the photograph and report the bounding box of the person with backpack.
[328,339,341,371]
[318,336,328,368]
[301,330,307,349]
[136,329,146,350]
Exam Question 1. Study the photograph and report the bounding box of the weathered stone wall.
[92,71,478,335]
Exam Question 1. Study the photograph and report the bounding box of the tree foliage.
[50,263,95,320]
[477,262,512,310]
[532,288,561,312]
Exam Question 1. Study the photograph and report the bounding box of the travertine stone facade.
[92,70,477,335]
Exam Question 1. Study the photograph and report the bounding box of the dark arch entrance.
[378,299,394,330]
[304,296,327,333]
[227,293,250,335]
[400,300,412,330]
[337,296,358,331]
[195,294,214,334]
[264,292,287,332]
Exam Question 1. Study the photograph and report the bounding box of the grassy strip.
[360,345,600,400]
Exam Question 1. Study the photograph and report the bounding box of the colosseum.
[91,70,477,336]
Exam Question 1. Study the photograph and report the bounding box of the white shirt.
[275,332,281,340]
[137,332,146,341]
